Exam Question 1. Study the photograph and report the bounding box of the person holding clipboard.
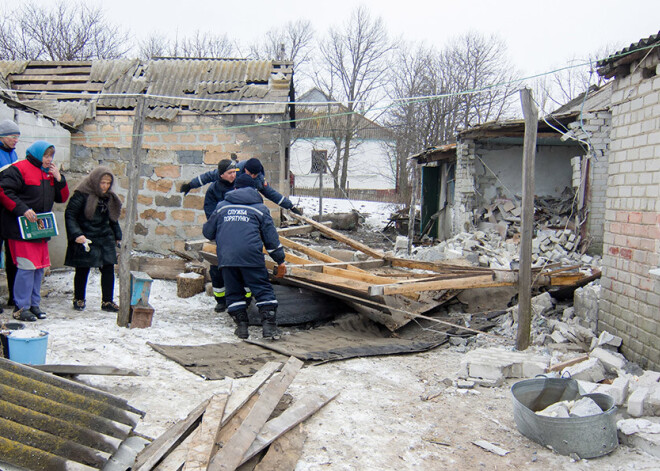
[0,141,69,321]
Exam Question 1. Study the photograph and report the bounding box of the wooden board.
[253,424,307,471]
[207,357,304,471]
[130,257,188,280]
[183,394,229,471]
[31,365,140,376]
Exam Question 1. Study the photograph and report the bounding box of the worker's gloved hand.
[290,206,303,216]
[274,263,287,278]
[180,182,191,195]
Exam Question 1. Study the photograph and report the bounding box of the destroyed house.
[412,83,612,254]
[596,31,660,370]
[291,87,396,201]
[0,58,294,254]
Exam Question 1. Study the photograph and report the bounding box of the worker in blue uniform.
[203,173,287,339]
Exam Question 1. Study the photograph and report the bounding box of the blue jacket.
[203,177,234,218]
[202,187,285,268]
[0,144,17,169]
[189,160,294,210]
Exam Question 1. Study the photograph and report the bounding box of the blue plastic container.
[8,331,48,365]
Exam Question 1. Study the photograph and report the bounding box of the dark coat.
[202,187,285,268]
[64,191,122,267]
[203,177,234,218]
[0,155,69,241]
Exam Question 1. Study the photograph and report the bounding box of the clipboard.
[18,212,59,239]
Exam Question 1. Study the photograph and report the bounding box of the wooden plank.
[154,429,197,470]
[15,66,92,75]
[546,354,590,373]
[321,266,401,284]
[14,82,103,91]
[10,74,92,82]
[290,214,384,259]
[240,392,337,465]
[276,222,331,237]
[129,256,187,280]
[31,365,140,376]
[252,424,307,471]
[133,397,212,471]
[293,259,386,271]
[368,274,495,296]
[287,267,373,295]
[207,357,304,471]
[183,393,229,471]
[386,256,493,274]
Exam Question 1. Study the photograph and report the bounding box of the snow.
[289,195,404,230]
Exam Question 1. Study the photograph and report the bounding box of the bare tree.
[0,1,129,60]
[313,6,397,195]
[138,30,235,59]
[248,19,314,66]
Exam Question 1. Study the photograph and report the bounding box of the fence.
[292,186,401,203]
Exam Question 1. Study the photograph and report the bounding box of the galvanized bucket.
[511,377,618,458]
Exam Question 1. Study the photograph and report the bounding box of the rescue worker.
[180,157,303,216]
[202,173,286,340]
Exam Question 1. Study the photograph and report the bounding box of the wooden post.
[407,164,417,255]
[517,88,538,350]
[118,95,146,327]
[318,166,323,217]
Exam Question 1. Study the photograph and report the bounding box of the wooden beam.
[10,74,92,82]
[290,214,385,259]
[368,274,496,296]
[276,222,331,237]
[13,82,103,91]
[15,66,92,75]
[321,266,401,284]
[386,257,493,274]
[119,95,146,327]
[280,236,367,273]
[517,88,538,351]
[207,357,304,471]
[287,267,373,295]
[31,365,140,376]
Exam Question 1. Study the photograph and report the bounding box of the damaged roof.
[597,31,660,79]
[456,111,582,142]
[0,58,293,127]
[0,358,143,470]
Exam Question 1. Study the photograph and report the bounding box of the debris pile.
[132,357,336,470]
[401,228,599,269]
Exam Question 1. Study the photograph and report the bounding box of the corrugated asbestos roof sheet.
[0,58,293,126]
[0,358,144,471]
[597,31,660,78]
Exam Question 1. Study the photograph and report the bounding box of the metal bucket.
[511,377,618,458]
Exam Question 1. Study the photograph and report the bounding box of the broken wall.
[599,52,660,370]
[70,111,290,254]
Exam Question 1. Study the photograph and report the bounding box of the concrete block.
[618,420,660,459]
[570,397,604,417]
[630,370,660,392]
[645,386,660,417]
[461,348,550,381]
[598,330,623,348]
[628,388,649,417]
[577,380,600,395]
[590,347,627,374]
[595,377,630,406]
[562,357,606,383]
[537,402,570,418]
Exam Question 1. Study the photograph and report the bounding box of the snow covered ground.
[1,197,657,469]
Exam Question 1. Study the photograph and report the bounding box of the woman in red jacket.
[0,141,69,321]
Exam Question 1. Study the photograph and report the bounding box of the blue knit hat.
[235,173,257,189]
[244,158,263,175]
[26,141,55,162]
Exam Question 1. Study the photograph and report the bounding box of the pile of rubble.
[397,228,599,269]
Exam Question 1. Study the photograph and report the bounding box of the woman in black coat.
[64,166,122,311]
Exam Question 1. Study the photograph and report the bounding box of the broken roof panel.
[597,30,660,78]
[0,58,293,126]
[0,358,143,471]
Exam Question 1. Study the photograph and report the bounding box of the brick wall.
[567,111,612,254]
[599,54,660,369]
[70,111,289,254]
[453,139,477,233]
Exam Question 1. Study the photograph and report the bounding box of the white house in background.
[291,88,395,195]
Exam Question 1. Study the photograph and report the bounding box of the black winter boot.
[231,309,249,339]
[214,296,226,313]
[261,308,280,340]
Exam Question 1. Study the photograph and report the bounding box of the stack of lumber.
[132,358,336,470]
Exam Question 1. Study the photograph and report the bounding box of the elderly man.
[0,120,21,311]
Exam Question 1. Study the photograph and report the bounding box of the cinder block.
[628,387,649,417]
[595,377,630,406]
[590,347,627,374]
[562,357,606,383]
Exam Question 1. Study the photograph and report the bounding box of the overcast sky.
[85,0,660,77]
